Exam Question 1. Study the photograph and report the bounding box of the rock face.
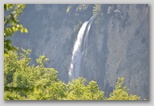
[12,4,149,99]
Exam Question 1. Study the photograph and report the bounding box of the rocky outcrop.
[12,4,148,99]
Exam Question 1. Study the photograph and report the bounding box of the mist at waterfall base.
[69,16,95,81]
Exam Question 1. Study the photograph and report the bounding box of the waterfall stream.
[69,16,95,81]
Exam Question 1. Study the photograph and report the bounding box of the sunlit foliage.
[4,49,141,100]
[65,78,104,100]
[4,4,28,54]
[106,77,140,100]
[93,4,101,16]
[4,49,59,100]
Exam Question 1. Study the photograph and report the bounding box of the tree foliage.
[106,77,140,100]
[66,4,101,16]
[65,78,104,100]
[4,49,141,100]
[4,49,59,100]
[92,4,101,16]
[4,4,28,54]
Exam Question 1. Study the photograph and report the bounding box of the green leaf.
[23,28,28,33]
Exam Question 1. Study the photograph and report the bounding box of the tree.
[4,49,59,100]
[4,49,141,100]
[106,77,140,100]
[65,77,104,100]
[4,4,28,54]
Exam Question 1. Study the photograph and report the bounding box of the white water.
[69,16,94,81]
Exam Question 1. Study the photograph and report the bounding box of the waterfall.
[69,16,95,81]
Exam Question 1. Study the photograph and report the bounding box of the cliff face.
[12,4,149,99]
